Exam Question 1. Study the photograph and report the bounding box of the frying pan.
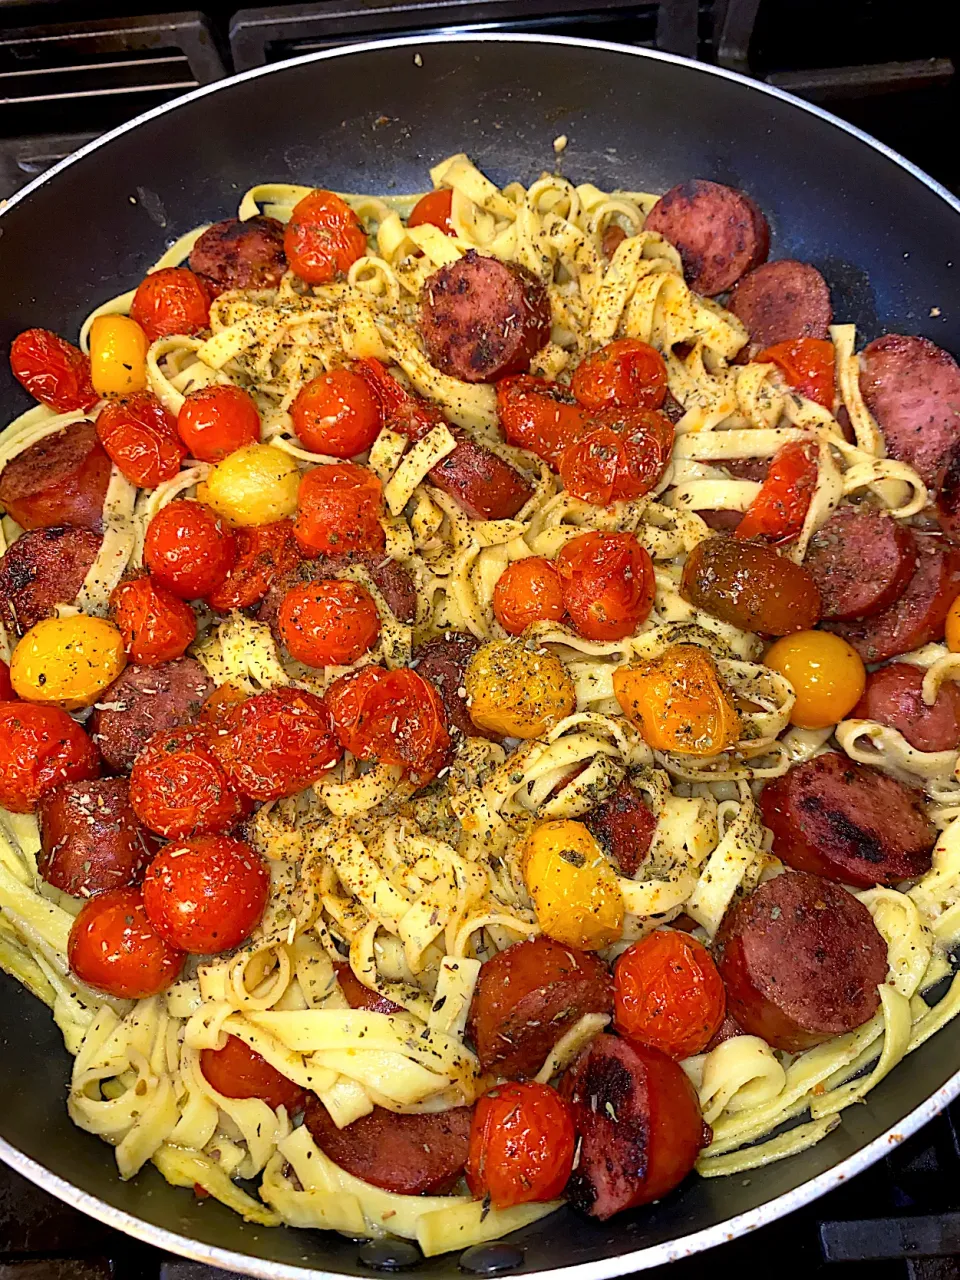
[1,32,959,1279]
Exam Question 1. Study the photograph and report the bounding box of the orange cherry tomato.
[200,1035,306,1112]
[293,462,385,557]
[130,267,211,341]
[326,666,450,784]
[496,374,587,467]
[0,661,12,701]
[493,558,566,635]
[556,531,655,641]
[213,686,342,800]
[735,441,818,545]
[10,328,99,413]
[278,579,380,667]
[68,886,184,999]
[129,724,250,838]
[613,643,741,757]
[465,1082,576,1209]
[290,369,382,458]
[408,188,455,235]
[559,407,674,506]
[110,574,197,666]
[571,338,668,412]
[95,392,187,488]
[142,834,269,954]
[614,929,726,1059]
[199,681,248,728]
[177,384,261,462]
[756,337,836,410]
[205,519,301,612]
[144,499,238,600]
[284,190,367,285]
[0,702,99,813]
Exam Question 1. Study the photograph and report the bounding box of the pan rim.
[2,30,960,1279]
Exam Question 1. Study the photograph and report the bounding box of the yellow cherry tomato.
[522,819,624,950]
[464,640,576,739]
[764,629,866,730]
[198,442,301,526]
[946,596,960,652]
[89,314,149,396]
[11,615,126,710]
[612,643,741,756]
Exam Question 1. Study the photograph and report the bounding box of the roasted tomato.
[765,630,866,730]
[680,537,822,636]
[735,441,818,545]
[213,686,342,799]
[571,339,668,412]
[129,724,249,838]
[408,189,455,235]
[614,930,726,1059]
[556,531,655,641]
[284,190,367,285]
[130,268,211,341]
[205,519,301,612]
[143,499,238,600]
[177,384,261,462]
[10,328,99,413]
[290,369,382,458]
[277,579,381,667]
[325,665,450,784]
[11,615,126,710]
[95,393,187,488]
[0,702,99,813]
[522,819,625,951]
[756,337,836,410]
[199,681,248,728]
[293,461,385,557]
[68,886,184,998]
[200,1035,306,1112]
[493,557,566,635]
[466,1082,576,1209]
[464,641,576,739]
[496,374,586,467]
[613,644,741,757]
[110,575,197,666]
[559,407,674,505]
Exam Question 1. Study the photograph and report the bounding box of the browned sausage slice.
[429,437,532,520]
[412,632,498,741]
[851,662,960,753]
[714,870,887,1052]
[419,250,552,383]
[601,224,627,259]
[0,423,111,532]
[91,657,213,772]
[583,779,657,876]
[728,260,832,350]
[467,935,613,1078]
[303,1097,472,1195]
[334,961,404,1014]
[723,456,770,482]
[759,751,935,888]
[0,526,101,635]
[38,777,158,897]
[935,438,960,543]
[188,216,287,297]
[859,335,960,486]
[804,505,918,622]
[643,180,770,295]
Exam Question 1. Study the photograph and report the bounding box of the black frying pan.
[1,33,959,1278]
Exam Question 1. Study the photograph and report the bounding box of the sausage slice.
[804,505,918,622]
[0,526,101,635]
[643,180,770,296]
[935,438,960,544]
[91,657,213,772]
[188,215,287,297]
[334,961,403,1014]
[583,779,657,876]
[38,777,158,897]
[728,259,832,350]
[412,632,498,741]
[0,423,111,532]
[851,662,960,753]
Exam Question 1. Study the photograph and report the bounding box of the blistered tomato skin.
[293,461,385,557]
[129,724,249,838]
[144,499,238,600]
[177,384,261,462]
[10,329,99,414]
[89,315,149,397]
[200,1035,306,1112]
[325,666,450,784]
[464,640,576,739]
[290,369,381,458]
[496,374,586,467]
[571,339,668,412]
[556,531,655,641]
[466,1082,576,1209]
[111,576,197,666]
[735,441,818,545]
[68,886,184,998]
[614,930,726,1059]
[756,337,836,409]
[559,408,674,506]
[764,630,866,729]
[130,268,211,341]
[522,819,625,950]
[278,579,381,667]
[492,558,565,635]
[213,686,342,800]
[205,520,301,612]
[613,644,741,756]
[11,615,127,710]
[284,190,367,285]
[96,392,187,488]
[199,443,301,527]
[408,189,455,235]
[680,536,822,636]
[0,702,100,813]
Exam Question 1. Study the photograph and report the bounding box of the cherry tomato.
[556,531,655,641]
[144,499,238,600]
[177,384,261,462]
[735,441,818,545]
[408,189,455,235]
[465,1082,576,1209]
[756,337,836,410]
[293,462,385,557]
[95,392,187,488]
[559,407,674,506]
[213,686,342,799]
[764,630,866,729]
[680,537,822,636]
[284,190,367,285]
[68,886,184,998]
[10,328,99,413]
[0,702,99,813]
[326,666,450,784]
[142,834,269,953]
[205,519,301,612]
[496,374,586,467]
[110,574,197,666]
[277,579,380,667]
[947,595,960,653]
[199,681,248,728]
[0,661,11,701]
[129,724,250,838]
[613,643,741,757]
[200,1035,306,1112]
[493,558,566,635]
[130,267,211,341]
[571,339,668,412]
[355,357,445,444]
[614,929,726,1059]
[290,369,382,458]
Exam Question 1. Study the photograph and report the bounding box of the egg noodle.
[1,153,960,1254]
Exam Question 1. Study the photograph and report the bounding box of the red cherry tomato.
[95,392,187,488]
[756,337,836,410]
[326,666,450,784]
[735,440,818,545]
[213,686,343,800]
[142,834,269,954]
[290,369,382,458]
[200,1035,306,1112]
[205,519,301,612]
[177,384,261,462]
[144,499,238,600]
[129,725,249,838]
[110,574,197,666]
[571,339,668,412]
[0,660,12,701]
[408,189,455,235]
[496,374,586,467]
[10,328,99,414]
[559,407,674,506]
[614,929,726,1060]
[277,579,380,667]
[493,558,566,635]
[130,268,211,341]
[293,462,385,557]
[0,702,99,813]
[556,531,655,641]
[199,681,248,728]
[284,190,367,285]
[354,357,446,444]
[68,886,184,998]
[465,1082,576,1209]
